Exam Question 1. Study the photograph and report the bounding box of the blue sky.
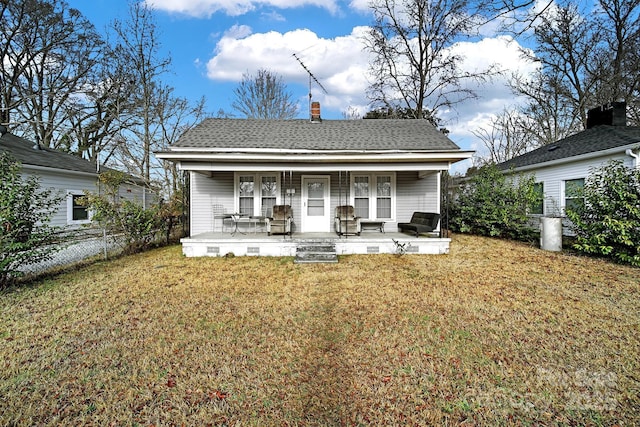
[66,0,542,172]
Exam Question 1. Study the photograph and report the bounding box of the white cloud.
[261,10,286,21]
[348,0,371,14]
[206,26,372,113]
[443,35,537,138]
[144,0,340,17]
[206,24,537,135]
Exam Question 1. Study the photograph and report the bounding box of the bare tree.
[589,0,640,124]
[364,0,498,121]
[511,0,640,136]
[153,89,207,195]
[232,69,298,119]
[472,109,532,165]
[342,106,362,120]
[109,1,171,183]
[0,0,102,147]
[62,46,142,163]
[510,70,582,145]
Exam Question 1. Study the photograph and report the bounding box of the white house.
[0,126,151,231]
[497,102,640,232]
[157,107,473,259]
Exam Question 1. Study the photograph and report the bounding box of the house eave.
[156,150,474,164]
[20,163,99,178]
[502,143,640,173]
[177,161,455,172]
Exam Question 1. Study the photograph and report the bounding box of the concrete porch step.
[294,240,338,264]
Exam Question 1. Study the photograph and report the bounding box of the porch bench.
[397,212,440,237]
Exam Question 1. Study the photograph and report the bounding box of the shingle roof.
[0,131,100,175]
[172,118,461,151]
[498,125,640,170]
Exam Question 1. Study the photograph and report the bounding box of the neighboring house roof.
[0,131,100,175]
[497,125,640,171]
[170,118,461,152]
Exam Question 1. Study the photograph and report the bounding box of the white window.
[66,191,91,225]
[235,173,281,216]
[353,176,369,218]
[350,173,395,220]
[562,178,585,213]
[531,182,544,215]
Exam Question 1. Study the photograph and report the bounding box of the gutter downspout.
[626,149,639,169]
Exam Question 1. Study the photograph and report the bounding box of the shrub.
[449,164,538,241]
[0,153,64,287]
[566,160,640,266]
[83,170,162,254]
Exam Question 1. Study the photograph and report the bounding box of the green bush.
[449,164,538,241]
[0,153,64,287]
[83,170,162,254]
[566,160,640,266]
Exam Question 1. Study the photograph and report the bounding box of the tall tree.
[512,0,640,132]
[364,0,497,121]
[518,2,598,128]
[589,0,640,124]
[232,69,298,119]
[472,109,531,165]
[109,1,171,183]
[476,0,640,165]
[0,0,102,147]
[60,39,142,164]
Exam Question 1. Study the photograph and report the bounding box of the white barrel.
[540,217,563,251]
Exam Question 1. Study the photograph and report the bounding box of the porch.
[181,230,451,259]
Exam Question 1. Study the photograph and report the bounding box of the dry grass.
[1,234,638,426]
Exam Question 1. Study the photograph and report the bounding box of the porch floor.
[181,230,451,257]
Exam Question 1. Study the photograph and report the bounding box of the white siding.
[395,171,439,231]
[20,168,99,229]
[20,168,154,230]
[515,152,634,235]
[525,153,632,217]
[118,182,154,208]
[190,171,234,235]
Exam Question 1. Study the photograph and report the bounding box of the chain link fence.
[18,221,187,278]
[18,230,125,276]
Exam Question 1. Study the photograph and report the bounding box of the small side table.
[360,220,386,233]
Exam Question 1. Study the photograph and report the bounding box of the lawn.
[1,234,638,426]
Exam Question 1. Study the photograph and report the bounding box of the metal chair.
[212,204,231,232]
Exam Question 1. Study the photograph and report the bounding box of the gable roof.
[497,125,640,171]
[0,131,101,175]
[170,118,461,152]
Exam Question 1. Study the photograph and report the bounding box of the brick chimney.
[586,102,627,128]
[310,101,321,122]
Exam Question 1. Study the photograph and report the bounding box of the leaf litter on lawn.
[0,234,638,426]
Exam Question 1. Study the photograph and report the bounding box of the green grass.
[1,234,638,426]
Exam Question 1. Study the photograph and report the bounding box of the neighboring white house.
[497,102,640,232]
[0,126,152,231]
[156,105,473,257]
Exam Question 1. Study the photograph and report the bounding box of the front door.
[301,176,330,232]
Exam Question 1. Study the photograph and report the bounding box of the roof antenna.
[292,53,328,121]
